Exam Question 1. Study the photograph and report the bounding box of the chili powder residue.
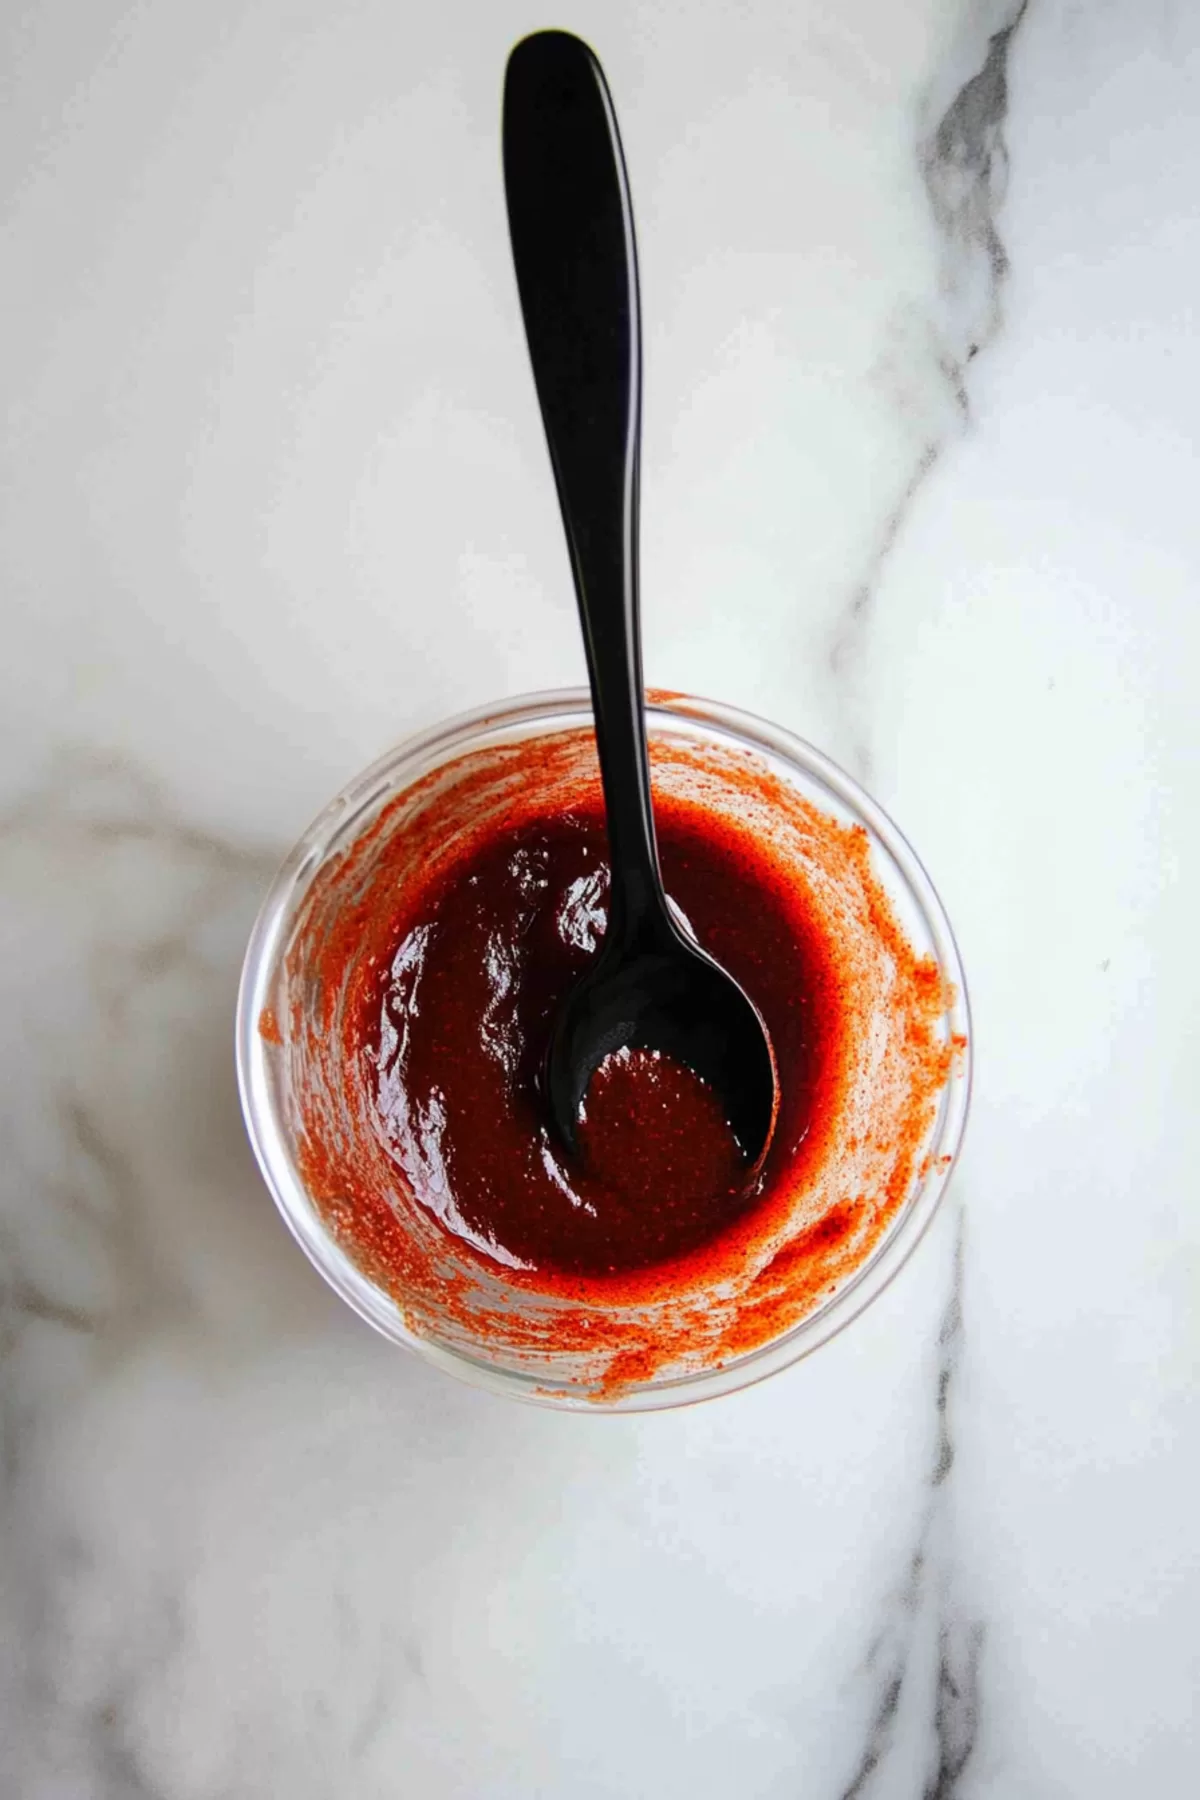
[268,728,962,1398]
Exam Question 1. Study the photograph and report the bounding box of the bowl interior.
[236,690,971,1411]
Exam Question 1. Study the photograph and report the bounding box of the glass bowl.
[236,690,971,1410]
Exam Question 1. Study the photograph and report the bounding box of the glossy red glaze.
[362,805,840,1277]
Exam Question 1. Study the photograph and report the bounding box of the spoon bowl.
[545,915,779,1171]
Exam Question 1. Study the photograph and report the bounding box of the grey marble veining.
[837,1219,979,1799]
[831,0,1028,783]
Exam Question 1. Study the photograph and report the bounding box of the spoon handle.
[503,30,664,943]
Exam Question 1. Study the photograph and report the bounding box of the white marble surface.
[2,0,1197,1793]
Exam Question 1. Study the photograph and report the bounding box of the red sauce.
[273,727,962,1398]
[362,807,838,1277]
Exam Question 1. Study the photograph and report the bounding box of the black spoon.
[503,29,778,1171]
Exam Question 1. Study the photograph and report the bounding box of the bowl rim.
[236,687,973,1411]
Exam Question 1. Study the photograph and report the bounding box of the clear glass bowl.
[236,690,971,1410]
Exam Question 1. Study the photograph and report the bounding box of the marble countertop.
[2,1,1197,1793]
